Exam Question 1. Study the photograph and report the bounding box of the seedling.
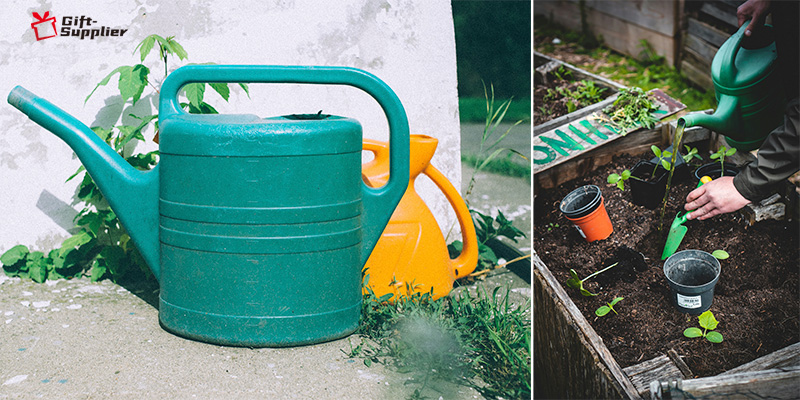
[712,250,730,260]
[683,145,702,165]
[651,145,674,176]
[683,310,723,343]
[566,262,618,297]
[710,146,737,177]
[607,169,632,191]
[595,297,623,317]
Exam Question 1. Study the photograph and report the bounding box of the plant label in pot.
[663,250,721,315]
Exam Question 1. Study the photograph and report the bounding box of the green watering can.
[681,20,785,151]
[7,65,410,347]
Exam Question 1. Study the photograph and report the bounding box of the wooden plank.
[583,0,677,37]
[681,46,711,77]
[652,366,800,400]
[687,17,729,48]
[700,2,739,28]
[534,252,642,399]
[680,60,714,90]
[533,0,678,66]
[623,354,685,398]
[684,32,718,65]
[533,89,685,175]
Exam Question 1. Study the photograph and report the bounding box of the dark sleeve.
[733,97,800,201]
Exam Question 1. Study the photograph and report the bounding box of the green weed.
[352,276,531,399]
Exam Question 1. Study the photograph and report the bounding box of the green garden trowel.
[661,176,713,260]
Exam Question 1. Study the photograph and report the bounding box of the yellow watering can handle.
[424,164,479,278]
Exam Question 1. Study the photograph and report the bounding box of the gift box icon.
[31,12,57,41]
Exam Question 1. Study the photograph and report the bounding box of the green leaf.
[705,331,724,343]
[76,212,105,237]
[85,65,129,103]
[651,145,661,158]
[698,310,719,331]
[239,83,251,98]
[621,169,631,179]
[1,245,29,266]
[59,232,92,258]
[608,296,624,307]
[90,259,107,282]
[710,153,721,160]
[616,180,625,191]
[726,147,737,156]
[28,258,48,283]
[595,305,611,316]
[166,37,188,60]
[99,245,126,277]
[184,83,205,109]
[712,250,730,260]
[135,35,157,62]
[607,174,621,184]
[209,83,230,102]
[566,269,581,289]
[660,159,671,171]
[683,327,703,338]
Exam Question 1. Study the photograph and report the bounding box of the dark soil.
[534,151,800,378]
[533,78,612,126]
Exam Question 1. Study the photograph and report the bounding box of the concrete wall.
[0,0,462,253]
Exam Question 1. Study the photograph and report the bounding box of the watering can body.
[361,134,478,300]
[682,21,785,151]
[7,65,410,347]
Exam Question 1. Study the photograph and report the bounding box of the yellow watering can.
[362,134,479,300]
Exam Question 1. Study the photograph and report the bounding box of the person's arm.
[686,98,800,220]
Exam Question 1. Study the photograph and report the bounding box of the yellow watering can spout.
[362,134,479,300]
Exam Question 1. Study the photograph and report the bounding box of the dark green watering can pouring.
[680,20,784,151]
[7,65,410,347]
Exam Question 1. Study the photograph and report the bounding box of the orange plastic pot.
[559,185,613,242]
[361,134,478,300]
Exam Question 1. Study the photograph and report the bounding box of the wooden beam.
[651,366,800,400]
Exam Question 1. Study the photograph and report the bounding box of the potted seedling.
[683,310,724,343]
[566,262,618,297]
[608,145,692,209]
[694,146,740,181]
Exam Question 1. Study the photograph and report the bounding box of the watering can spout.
[7,86,161,278]
[679,95,739,134]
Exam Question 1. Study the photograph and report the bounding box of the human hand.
[684,176,751,220]
[737,0,771,36]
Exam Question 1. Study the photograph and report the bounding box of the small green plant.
[607,169,635,191]
[552,65,573,81]
[2,34,245,284]
[566,262,618,297]
[595,296,624,317]
[546,222,560,232]
[683,310,724,343]
[711,146,737,177]
[651,145,674,176]
[353,275,531,399]
[683,145,703,165]
[712,250,730,260]
[449,210,527,273]
[602,87,660,133]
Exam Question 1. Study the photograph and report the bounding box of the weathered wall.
[0,0,461,253]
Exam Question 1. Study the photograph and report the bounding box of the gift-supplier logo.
[30,11,129,41]
[31,11,58,41]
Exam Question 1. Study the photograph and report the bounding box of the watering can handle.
[723,20,751,83]
[424,164,479,279]
[160,65,410,264]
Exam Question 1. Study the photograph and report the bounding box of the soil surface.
[533,74,613,126]
[534,151,800,377]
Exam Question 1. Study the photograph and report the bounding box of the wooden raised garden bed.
[533,117,800,399]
